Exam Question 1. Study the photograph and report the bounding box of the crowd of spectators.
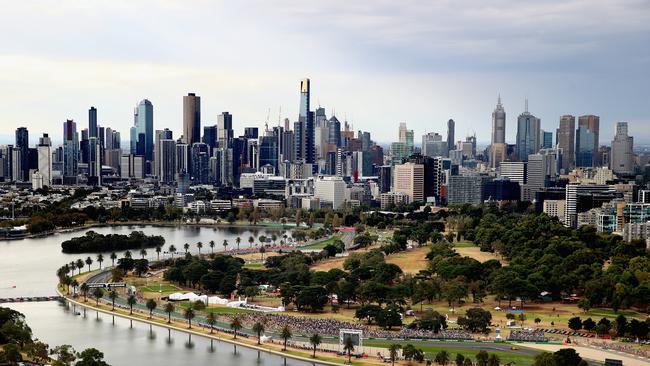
[507,329,548,342]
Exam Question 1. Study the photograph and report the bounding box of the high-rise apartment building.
[62,120,78,183]
[578,115,599,164]
[191,142,210,184]
[88,106,97,138]
[394,162,424,203]
[295,79,315,164]
[557,115,575,171]
[154,129,173,180]
[183,93,201,145]
[447,119,455,153]
[217,112,233,148]
[491,96,506,144]
[515,101,541,161]
[37,134,52,186]
[159,139,177,183]
[15,127,29,182]
[610,122,634,175]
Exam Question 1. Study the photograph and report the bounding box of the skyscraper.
[63,120,78,183]
[191,142,209,184]
[542,130,553,149]
[15,127,29,182]
[37,134,52,186]
[557,115,576,171]
[610,122,634,175]
[576,124,595,167]
[578,115,599,164]
[515,101,541,161]
[88,107,97,138]
[134,99,154,163]
[491,96,506,144]
[183,93,201,144]
[295,79,315,164]
[155,129,173,180]
[203,125,217,152]
[447,119,455,153]
[217,112,233,148]
[159,139,177,183]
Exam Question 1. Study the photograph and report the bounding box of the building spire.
[524,97,529,113]
[497,93,501,106]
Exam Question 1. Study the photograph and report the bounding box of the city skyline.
[0,1,648,144]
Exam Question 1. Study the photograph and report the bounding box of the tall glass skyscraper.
[491,96,506,144]
[63,119,78,181]
[134,99,154,162]
[515,101,541,161]
[295,79,314,164]
[88,106,97,138]
[15,127,29,182]
[576,124,595,167]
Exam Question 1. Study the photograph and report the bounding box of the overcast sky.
[1,0,649,145]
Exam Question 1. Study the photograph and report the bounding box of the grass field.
[136,283,182,293]
[301,235,341,250]
[385,247,430,274]
[176,302,258,314]
[365,341,536,366]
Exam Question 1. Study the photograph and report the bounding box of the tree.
[249,236,255,248]
[155,245,162,260]
[582,318,596,333]
[222,239,229,252]
[457,308,492,333]
[164,303,175,323]
[108,290,118,311]
[463,358,474,366]
[615,314,628,337]
[50,345,77,366]
[534,317,542,327]
[568,317,583,332]
[85,256,93,272]
[487,354,500,366]
[92,287,103,306]
[230,317,242,339]
[455,353,465,366]
[184,308,195,329]
[127,294,137,315]
[76,258,84,274]
[124,250,132,259]
[577,298,591,313]
[0,343,22,364]
[252,321,265,344]
[280,325,292,351]
[236,236,241,250]
[435,350,450,365]
[389,344,401,366]
[196,241,203,255]
[402,344,424,364]
[169,245,177,259]
[76,348,109,366]
[553,348,583,366]
[309,333,322,358]
[96,253,104,269]
[532,352,557,366]
[207,312,216,334]
[25,341,49,364]
[80,283,89,302]
[209,240,215,254]
[183,243,190,254]
[146,298,157,319]
[140,248,147,259]
[476,350,489,366]
[343,335,355,364]
[110,252,117,267]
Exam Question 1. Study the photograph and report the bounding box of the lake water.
[0,225,320,366]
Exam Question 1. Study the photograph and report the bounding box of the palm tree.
[76,259,84,274]
[110,252,117,267]
[80,283,89,302]
[127,295,137,315]
[222,239,229,252]
[164,303,175,323]
[124,250,132,259]
[230,317,242,339]
[146,299,157,318]
[155,246,162,261]
[248,236,254,248]
[207,312,216,334]
[209,240,215,254]
[140,248,147,259]
[168,245,176,259]
[184,308,195,329]
[309,333,322,358]
[388,344,401,366]
[196,241,203,255]
[260,246,266,261]
[280,325,292,351]
[183,243,190,254]
[92,288,103,306]
[70,279,79,295]
[96,254,104,270]
[85,257,93,272]
[252,322,265,344]
[343,336,355,364]
[108,290,118,310]
[235,237,241,251]
[271,234,277,245]
[434,350,450,366]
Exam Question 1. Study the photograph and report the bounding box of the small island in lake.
[61,230,165,253]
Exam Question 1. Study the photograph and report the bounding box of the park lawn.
[243,262,265,269]
[301,235,341,250]
[386,247,430,274]
[137,283,182,293]
[176,302,258,315]
[452,240,476,248]
[365,341,535,366]
[311,257,346,271]
[454,245,506,264]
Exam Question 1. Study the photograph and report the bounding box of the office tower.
[379,165,392,193]
[447,176,484,205]
[88,137,101,185]
[542,130,553,149]
[328,116,341,147]
[524,153,557,201]
[120,154,144,179]
[491,96,506,144]
[447,119,455,153]
[422,132,448,158]
[15,127,29,182]
[104,149,121,173]
[259,135,278,173]
[579,115,599,164]
[203,125,217,152]
[515,100,541,161]
[183,93,201,144]
[88,106,97,138]
[405,154,444,202]
[295,79,315,164]
[154,129,173,179]
[394,162,424,203]
[315,107,327,127]
[576,124,595,167]
[610,122,634,175]
[244,127,259,139]
[557,115,576,171]
[191,143,210,184]
[280,129,295,163]
[217,147,234,186]
[159,139,177,183]
[134,99,154,163]
[0,146,14,182]
[499,161,527,186]
[359,131,371,152]
[217,112,234,148]
[37,134,52,186]
[490,143,507,169]
[105,128,115,150]
[129,127,137,155]
[63,120,78,183]
[314,176,347,209]
[564,184,615,228]
[175,143,189,175]
[392,123,414,165]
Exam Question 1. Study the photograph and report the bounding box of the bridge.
[0,296,62,303]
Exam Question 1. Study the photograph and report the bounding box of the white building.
[394,162,424,203]
[610,122,634,175]
[543,200,566,224]
[37,134,52,186]
[314,176,347,209]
